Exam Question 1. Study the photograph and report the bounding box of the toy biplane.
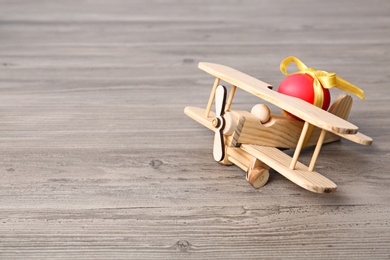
[184,62,372,193]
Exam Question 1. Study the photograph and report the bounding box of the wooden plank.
[184,106,364,149]
[335,131,373,145]
[241,144,337,193]
[184,106,216,132]
[199,62,359,135]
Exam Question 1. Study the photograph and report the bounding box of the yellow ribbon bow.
[280,56,365,108]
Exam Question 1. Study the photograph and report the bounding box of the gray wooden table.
[1,0,389,259]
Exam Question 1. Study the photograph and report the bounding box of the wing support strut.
[291,125,328,172]
[226,85,236,111]
[308,129,327,171]
[205,77,220,118]
[290,121,310,170]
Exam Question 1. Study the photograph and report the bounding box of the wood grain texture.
[0,0,389,259]
[241,144,337,194]
[199,62,359,134]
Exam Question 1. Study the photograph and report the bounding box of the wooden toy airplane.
[184,62,373,193]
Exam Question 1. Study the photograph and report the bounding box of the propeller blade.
[213,129,225,161]
[215,85,227,117]
[213,85,227,162]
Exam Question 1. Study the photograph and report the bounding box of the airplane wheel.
[246,167,269,189]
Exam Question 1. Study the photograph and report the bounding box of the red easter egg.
[278,74,330,119]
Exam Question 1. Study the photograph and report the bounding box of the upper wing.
[241,144,337,193]
[335,132,372,146]
[199,62,358,135]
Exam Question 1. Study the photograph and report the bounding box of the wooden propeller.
[212,85,227,161]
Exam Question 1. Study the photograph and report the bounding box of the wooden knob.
[251,104,271,124]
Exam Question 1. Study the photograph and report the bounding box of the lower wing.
[241,144,337,194]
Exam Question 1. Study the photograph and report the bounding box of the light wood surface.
[290,121,311,169]
[241,144,337,193]
[0,0,389,259]
[184,105,360,149]
[308,129,327,172]
[199,62,359,135]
